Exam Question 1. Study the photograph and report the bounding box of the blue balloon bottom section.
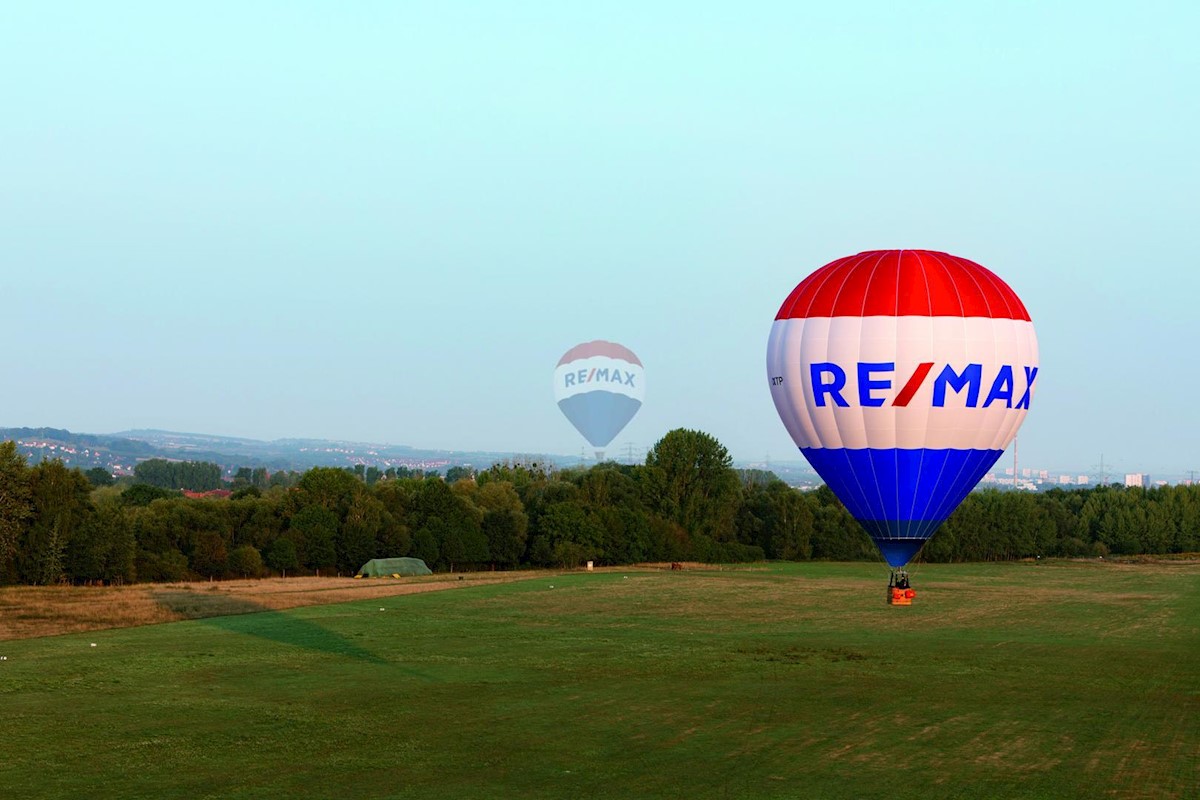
[800,446,1005,567]
[558,392,642,449]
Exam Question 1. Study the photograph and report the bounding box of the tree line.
[0,431,1197,586]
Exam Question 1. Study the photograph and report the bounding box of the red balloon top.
[775,250,1031,321]
[556,340,643,367]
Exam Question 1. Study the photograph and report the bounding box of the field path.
[0,571,555,641]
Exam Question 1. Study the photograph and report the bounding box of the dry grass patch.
[0,571,545,641]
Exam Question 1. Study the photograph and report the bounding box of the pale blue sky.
[3,2,1197,475]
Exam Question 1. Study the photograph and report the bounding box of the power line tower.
[1087,454,1108,487]
[1013,436,1018,490]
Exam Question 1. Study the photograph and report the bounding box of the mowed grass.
[1,561,1197,799]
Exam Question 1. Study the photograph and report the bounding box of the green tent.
[357,557,432,577]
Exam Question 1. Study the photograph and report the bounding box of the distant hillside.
[0,427,566,477]
[0,427,822,485]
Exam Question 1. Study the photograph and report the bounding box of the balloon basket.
[886,569,916,606]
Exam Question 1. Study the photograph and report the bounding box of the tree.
[121,484,178,507]
[440,526,468,572]
[298,467,361,517]
[406,478,485,571]
[66,499,136,584]
[129,501,187,581]
[190,530,228,578]
[251,467,270,490]
[482,510,524,567]
[373,479,417,525]
[140,549,189,582]
[477,460,553,504]
[20,460,93,585]
[228,545,264,578]
[289,505,338,572]
[574,465,650,563]
[475,482,528,566]
[232,467,253,488]
[230,485,262,501]
[269,470,300,489]
[410,527,440,567]
[446,466,475,484]
[338,494,386,572]
[376,514,411,559]
[643,429,741,541]
[738,479,813,560]
[266,538,299,577]
[134,459,222,491]
[807,486,875,561]
[536,501,604,566]
[238,496,284,550]
[84,467,115,488]
[0,441,33,580]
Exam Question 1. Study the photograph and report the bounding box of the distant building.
[1058,475,1072,485]
[1039,470,1049,481]
[1124,473,1144,488]
[1077,475,1089,485]
[183,489,233,499]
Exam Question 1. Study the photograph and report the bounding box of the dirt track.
[0,571,549,641]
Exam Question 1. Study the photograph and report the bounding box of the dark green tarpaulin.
[357,557,432,577]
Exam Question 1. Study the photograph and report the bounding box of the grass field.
[1,561,1197,799]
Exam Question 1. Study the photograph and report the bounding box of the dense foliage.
[0,433,1195,585]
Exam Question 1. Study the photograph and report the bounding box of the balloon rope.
[908,545,926,581]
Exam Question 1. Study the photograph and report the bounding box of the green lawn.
[2,561,1197,799]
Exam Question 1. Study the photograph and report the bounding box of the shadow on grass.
[153,590,436,679]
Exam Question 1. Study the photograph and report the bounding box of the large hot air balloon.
[767,250,1038,599]
[555,341,644,460]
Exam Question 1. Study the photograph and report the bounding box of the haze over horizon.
[4,3,1197,476]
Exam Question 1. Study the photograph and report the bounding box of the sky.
[3,2,1198,476]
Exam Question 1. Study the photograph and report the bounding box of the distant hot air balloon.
[555,341,644,461]
[766,250,1038,598]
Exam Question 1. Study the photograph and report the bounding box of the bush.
[228,545,264,578]
[138,550,189,582]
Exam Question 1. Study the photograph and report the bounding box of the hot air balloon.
[766,250,1038,603]
[555,341,644,461]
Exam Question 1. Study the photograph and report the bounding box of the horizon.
[2,424,1187,486]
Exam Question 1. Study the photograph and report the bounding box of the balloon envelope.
[555,341,644,450]
[766,250,1038,566]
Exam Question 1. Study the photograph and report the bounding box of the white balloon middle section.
[767,316,1039,451]
[554,356,646,403]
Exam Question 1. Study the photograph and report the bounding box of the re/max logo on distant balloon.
[804,362,1037,409]
[563,368,638,388]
